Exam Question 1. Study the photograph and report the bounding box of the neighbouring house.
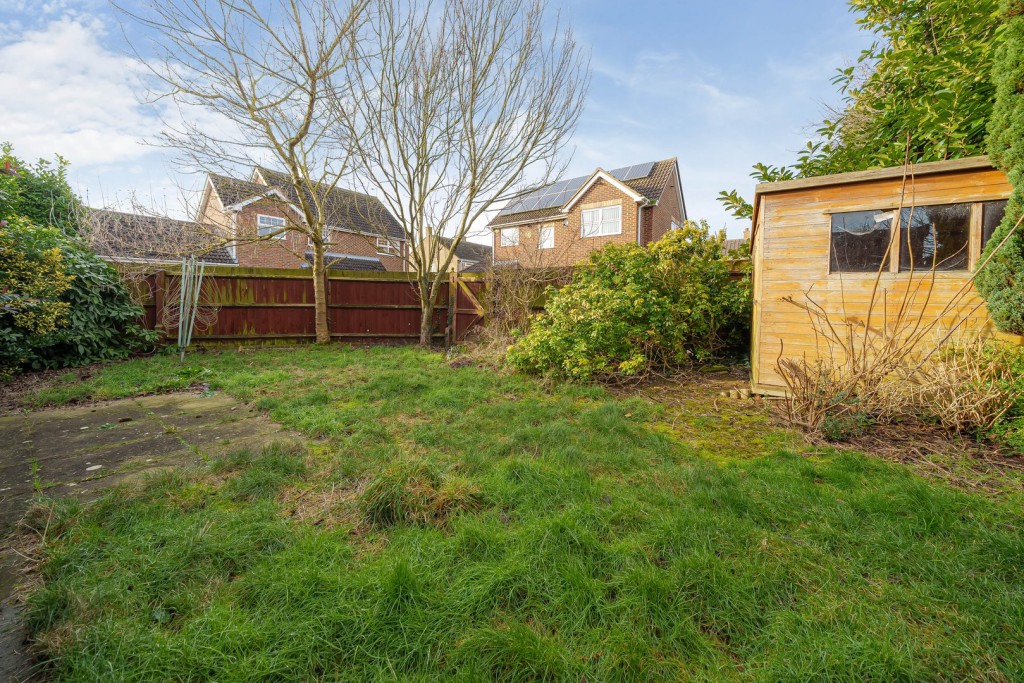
[428,236,493,273]
[198,167,407,272]
[87,209,236,266]
[749,156,1011,396]
[488,158,687,267]
[721,229,751,257]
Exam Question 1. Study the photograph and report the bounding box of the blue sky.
[0,0,871,239]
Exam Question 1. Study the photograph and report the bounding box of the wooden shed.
[749,156,1012,396]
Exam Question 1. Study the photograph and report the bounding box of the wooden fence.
[141,266,486,345]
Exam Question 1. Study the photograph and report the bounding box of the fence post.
[154,269,166,343]
[446,271,457,347]
[323,268,332,340]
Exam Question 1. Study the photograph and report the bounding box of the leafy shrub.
[0,142,81,234]
[24,236,157,370]
[0,218,73,376]
[984,342,1024,452]
[0,144,156,376]
[979,1,1024,334]
[507,221,751,380]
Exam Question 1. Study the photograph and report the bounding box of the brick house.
[488,158,687,267]
[427,236,493,273]
[197,167,407,271]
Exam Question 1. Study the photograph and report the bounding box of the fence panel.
[140,266,484,344]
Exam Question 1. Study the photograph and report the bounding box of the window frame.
[500,227,519,247]
[256,214,287,239]
[539,225,554,250]
[826,200,1003,276]
[826,208,895,274]
[376,237,401,257]
[580,205,622,238]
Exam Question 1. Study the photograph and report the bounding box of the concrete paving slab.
[0,390,306,680]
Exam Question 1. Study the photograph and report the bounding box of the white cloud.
[0,17,159,166]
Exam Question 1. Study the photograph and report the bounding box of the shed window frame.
[826,199,1007,276]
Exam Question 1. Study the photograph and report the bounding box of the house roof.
[208,169,405,242]
[749,156,996,245]
[303,251,386,272]
[439,236,492,264]
[86,209,236,265]
[721,237,750,256]
[489,158,678,228]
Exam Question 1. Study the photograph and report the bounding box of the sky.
[0,0,873,239]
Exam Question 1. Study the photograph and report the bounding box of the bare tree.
[122,0,370,343]
[342,0,589,345]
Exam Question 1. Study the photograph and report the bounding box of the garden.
[6,345,1024,681]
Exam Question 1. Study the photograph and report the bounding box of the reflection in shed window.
[830,210,893,273]
[899,204,970,272]
[981,200,1008,252]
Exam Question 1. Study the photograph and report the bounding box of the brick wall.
[208,197,406,271]
[233,202,308,269]
[649,166,683,244]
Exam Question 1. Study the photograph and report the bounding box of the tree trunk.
[419,275,434,346]
[312,240,330,344]
[419,300,434,346]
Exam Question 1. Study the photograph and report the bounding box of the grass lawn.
[14,346,1024,681]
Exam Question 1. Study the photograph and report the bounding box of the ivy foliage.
[0,218,73,376]
[978,0,1024,335]
[0,144,156,376]
[718,0,1002,219]
[507,222,751,381]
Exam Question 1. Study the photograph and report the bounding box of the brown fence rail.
[140,266,486,345]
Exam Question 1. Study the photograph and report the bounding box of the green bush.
[979,0,1024,334]
[0,217,74,376]
[22,236,157,371]
[0,144,156,375]
[985,342,1024,453]
[507,221,751,380]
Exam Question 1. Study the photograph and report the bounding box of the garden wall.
[140,266,485,345]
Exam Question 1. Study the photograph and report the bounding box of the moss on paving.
[14,347,1024,681]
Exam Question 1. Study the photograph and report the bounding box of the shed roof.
[750,156,997,243]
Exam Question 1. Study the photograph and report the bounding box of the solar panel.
[612,161,656,182]
[497,161,658,217]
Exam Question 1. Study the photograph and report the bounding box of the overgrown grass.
[17,347,1024,680]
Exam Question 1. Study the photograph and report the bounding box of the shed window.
[981,200,1008,252]
[899,204,970,272]
[830,210,892,273]
[581,206,621,237]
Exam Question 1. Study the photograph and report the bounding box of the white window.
[539,226,554,249]
[671,220,681,231]
[581,205,622,237]
[257,214,286,238]
[500,227,519,247]
[377,237,400,256]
